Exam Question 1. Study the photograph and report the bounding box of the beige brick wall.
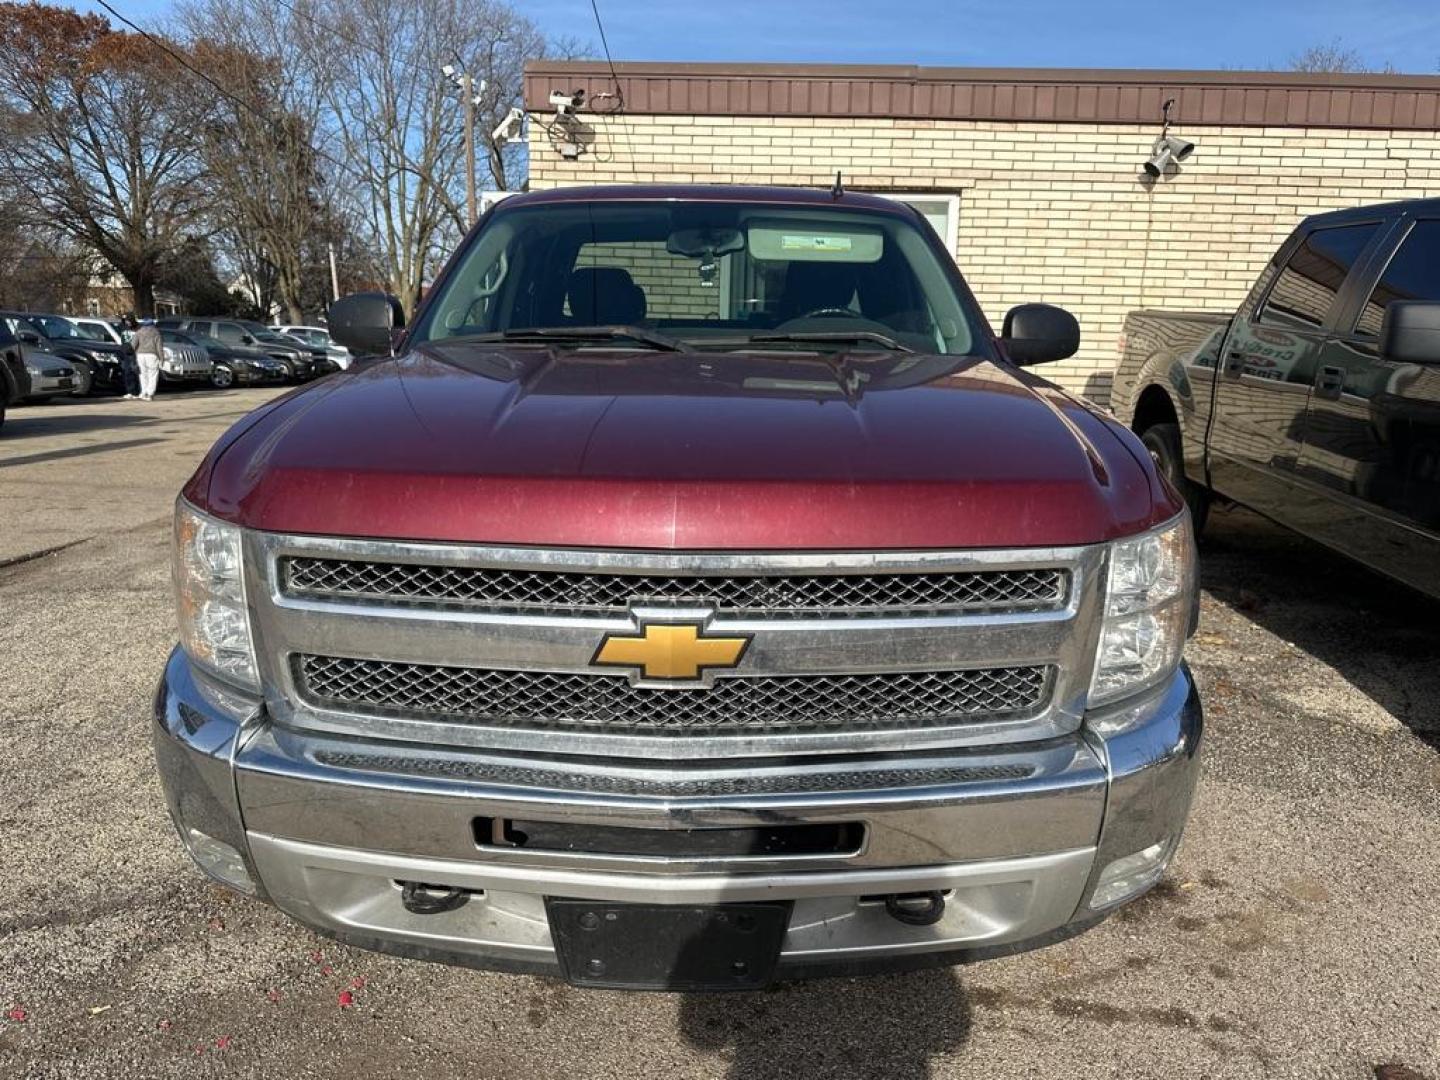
[528,116,1440,401]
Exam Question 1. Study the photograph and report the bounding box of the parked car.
[1,317,77,401]
[156,184,1202,990]
[276,324,351,369]
[0,317,34,429]
[1113,197,1440,599]
[157,330,213,386]
[178,331,288,388]
[246,324,338,377]
[162,318,317,382]
[1,311,131,396]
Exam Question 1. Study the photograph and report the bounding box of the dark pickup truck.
[1113,198,1440,598]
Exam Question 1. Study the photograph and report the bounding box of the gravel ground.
[1,388,1438,1079]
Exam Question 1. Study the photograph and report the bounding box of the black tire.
[69,359,94,397]
[210,363,234,389]
[0,399,6,432]
[1141,422,1209,534]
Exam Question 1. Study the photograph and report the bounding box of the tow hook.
[884,891,946,926]
[399,881,470,915]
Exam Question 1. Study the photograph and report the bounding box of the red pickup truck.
[155,184,1201,990]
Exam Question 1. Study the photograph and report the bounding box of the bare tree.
[0,3,215,315]
[287,0,574,311]
[1289,40,1398,74]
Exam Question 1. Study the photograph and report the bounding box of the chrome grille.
[282,558,1067,616]
[296,654,1050,735]
[313,750,1035,796]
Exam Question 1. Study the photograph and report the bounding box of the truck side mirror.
[17,330,41,345]
[1379,300,1440,365]
[1001,303,1080,366]
[329,292,406,356]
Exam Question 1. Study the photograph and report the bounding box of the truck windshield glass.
[414,201,980,355]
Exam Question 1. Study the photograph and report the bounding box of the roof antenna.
[830,170,844,199]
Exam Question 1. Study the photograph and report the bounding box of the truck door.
[1297,215,1440,595]
[0,318,27,404]
[1207,220,1386,523]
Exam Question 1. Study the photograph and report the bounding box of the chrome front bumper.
[153,648,1203,981]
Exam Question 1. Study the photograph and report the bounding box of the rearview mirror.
[1380,300,1440,365]
[329,292,405,356]
[17,330,41,345]
[1001,303,1080,366]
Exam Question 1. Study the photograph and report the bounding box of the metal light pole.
[328,242,340,303]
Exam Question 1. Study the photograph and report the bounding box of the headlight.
[173,500,258,690]
[1088,513,1196,708]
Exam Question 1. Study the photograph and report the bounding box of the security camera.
[549,88,586,117]
[492,107,525,145]
[1143,134,1196,178]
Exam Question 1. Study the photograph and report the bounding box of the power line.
[586,0,634,173]
[588,0,624,109]
[89,0,376,196]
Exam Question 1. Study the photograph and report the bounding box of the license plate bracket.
[545,898,791,991]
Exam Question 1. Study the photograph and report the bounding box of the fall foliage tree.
[0,3,216,315]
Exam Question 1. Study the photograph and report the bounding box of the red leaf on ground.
[321,965,334,976]
[337,990,355,1008]
[193,1044,206,1055]
[349,976,366,990]
[207,916,226,931]
[309,950,324,964]
[266,989,282,1003]
[215,1035,232,1050]
[5,1007,26,1022]
[157,1018,172,1031]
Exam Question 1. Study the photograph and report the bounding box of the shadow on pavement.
[1199,505,1440,750]
[0,437,168,469]
[0,402,252,442]
[677,969,972,1079]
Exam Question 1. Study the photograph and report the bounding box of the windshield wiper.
[461,325,693,353]
[719,330,915,354]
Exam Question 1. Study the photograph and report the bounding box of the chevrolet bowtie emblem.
[593,621,751,681]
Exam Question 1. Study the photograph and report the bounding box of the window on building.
[877,193,959,255]
[1353,220,1440,338]
[1258,222,1380,330]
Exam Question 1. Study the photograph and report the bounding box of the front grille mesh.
[296,654,1050,735]
[282,558,1066,616]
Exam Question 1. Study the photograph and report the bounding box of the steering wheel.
[796,306,863,320]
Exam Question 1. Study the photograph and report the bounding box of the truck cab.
[155,184,1202,989]
[1115,198,1440,597]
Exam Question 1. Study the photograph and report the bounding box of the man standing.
[120,315,141,399]
[133,319,163,402]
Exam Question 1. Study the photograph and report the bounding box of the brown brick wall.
[528,115,1440,400]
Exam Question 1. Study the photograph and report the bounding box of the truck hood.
[195,345,1175,549]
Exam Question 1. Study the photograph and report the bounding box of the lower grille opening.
[476,818,865,859]
[294,654,1051,735]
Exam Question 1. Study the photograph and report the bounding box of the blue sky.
[79,0,1440,72]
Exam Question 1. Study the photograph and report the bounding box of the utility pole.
[462,72,477,229]
[442,62,484,228]
[328,242,340,303]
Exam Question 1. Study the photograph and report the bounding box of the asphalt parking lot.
[1,388,1438,1080]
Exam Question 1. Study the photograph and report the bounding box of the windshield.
[35,316,83,340]
[4,315,47,340]
[413,200,983,355]
[73,322,112,342]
